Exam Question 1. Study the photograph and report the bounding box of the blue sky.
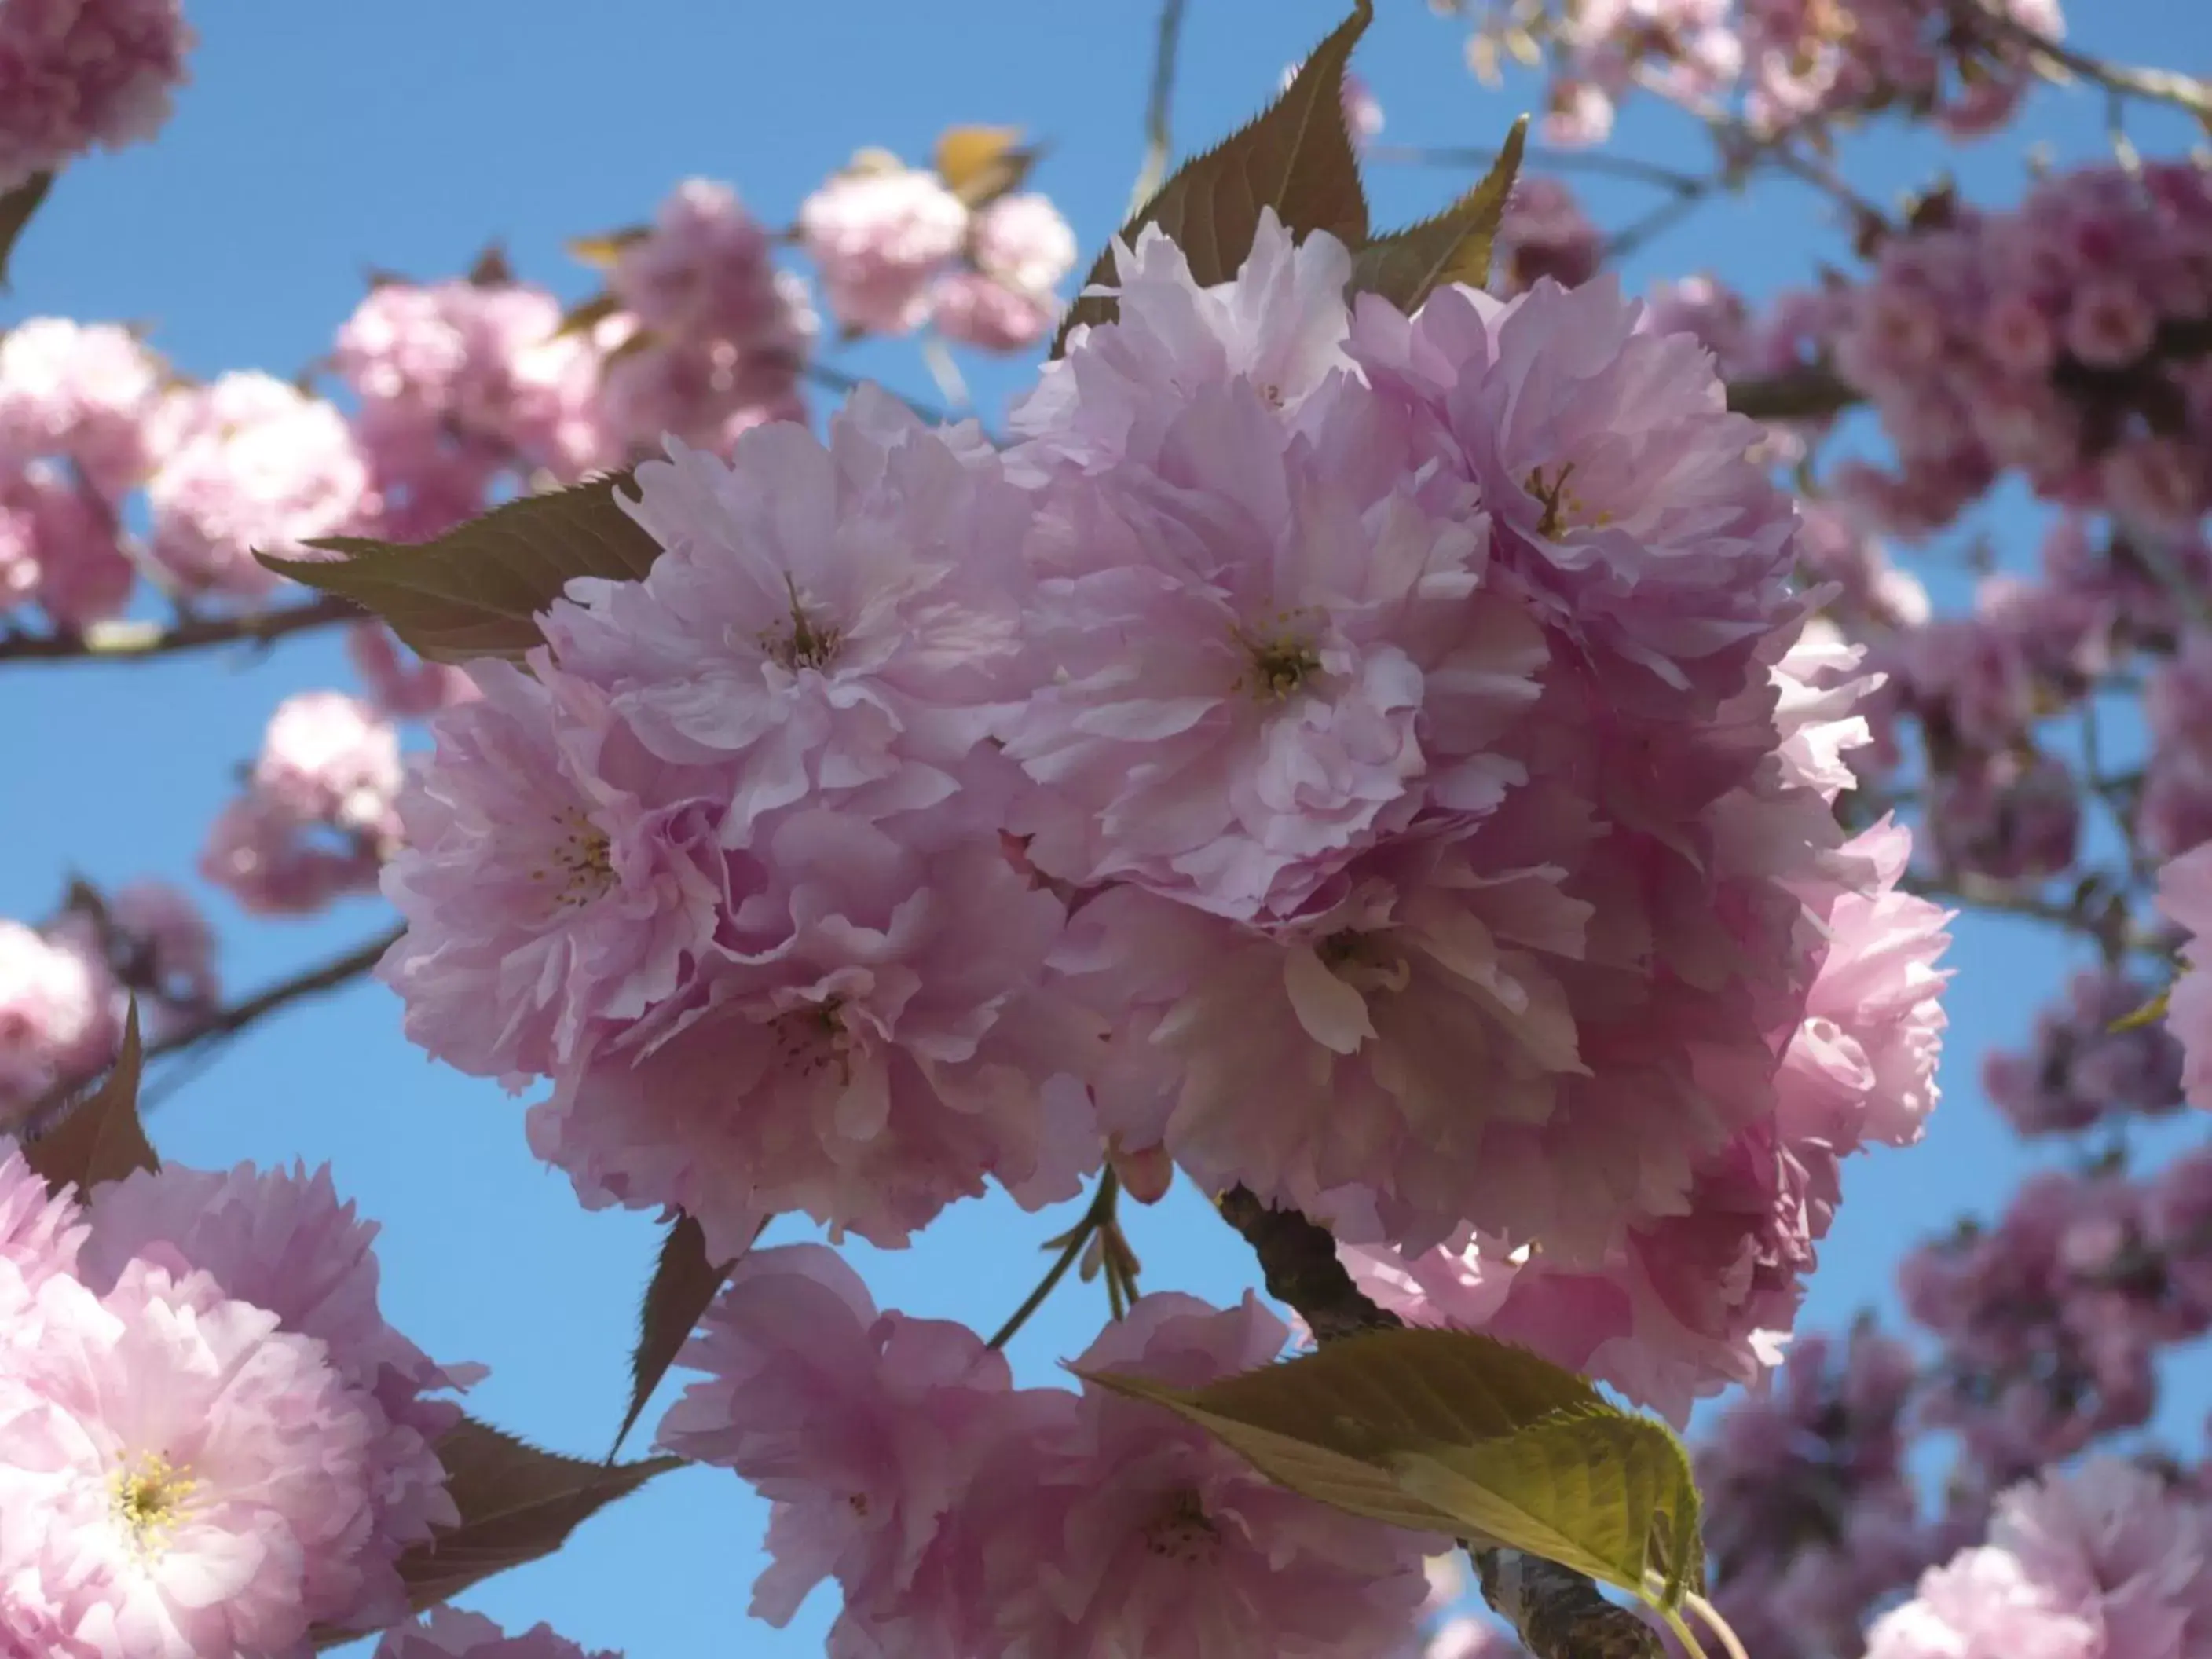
[7,3,2212,1654]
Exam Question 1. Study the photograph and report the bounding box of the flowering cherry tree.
[4,0,2212,1654]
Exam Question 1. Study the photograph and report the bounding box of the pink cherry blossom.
[969,192,1077,298]
[1007,375,1543,921]
[0,919,119,1123]
[199,789,386,916]
[379,656,734,1083]
[145,372,372,596]
[253,690,403,833]
[76,1160,478,1628]
[528,808,1100,1259]
[1011,211,1357,467]
[0,0,194,192]
[375,1609,620,1659]
[612,178,809,350]
[928,269,1057,352]
[0,458,134,628]
[1866,1459,2212,1659]
[347,622,479,719]
[797,159,969,335]
[0,1144,82,1295]
[542,391,1035,850]
[0,1261,381,1657]
[965,1293,1437,1658]
[657,1243,1034,1630]
[0,318,162,495]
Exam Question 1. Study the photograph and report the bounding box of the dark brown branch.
[0,595,364,666]
[148,923,403,1067]
[1724,364,1860,423]
[1216,1187,1661,1659]
[1950,0,2212,121]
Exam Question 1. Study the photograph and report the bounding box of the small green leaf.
[25,1000,156,1196]
[1347,115,1529,309]
[568,227,651,270]
[612,1213,738,1456]
[313,1418,680,1643]
[1389,1404,1703,1610]
[0,171,54,291]
[261,468,661,664]
[1052,1,1373,355]
[554,291,624,339]
[1079,1326,1702,1613]
[2109,988,2171,1034]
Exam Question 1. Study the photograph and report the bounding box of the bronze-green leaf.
[1389,1404,1703,1610]
[1078,1326,1703,1613]
[0,170,53,291]
[261,469,661,663]
[554,290,624,339]
[25,999,156,1196]
[1051,1,1373,355]
[568,226,651,270]
[314,1418,680,1643]
[934,123,1039,209]
[612,1213,740,1456]
[1347,115,1529,309]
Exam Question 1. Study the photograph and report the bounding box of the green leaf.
[2109,987,2171,1034]
[1051,1,1373,355]
[0,171,54,291]
[1390,1404,1703,1610]
[612,1213,738,1456]
[554,290,623,340]
[314,1418,680,1643]
[260,468,661,664]
[568,226,651,270]
[25,1000,156,1196]
[1077,1326,1702,1613]
[1347,115,1529,309]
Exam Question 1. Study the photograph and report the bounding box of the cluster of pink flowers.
[376,214,1949,1401]
[0,319,160,631]
[0,1145,474,1654]
[2160,842,2212,1111]
[799,153,1076,349]
[0,881,214,1124]
[202,690,403,915]
[1823,161,2212,539]
[0,0,194,192]
[657,1245,1437,1658]
[1864,1457,2212,1658]
[1502,0,2064,147]
[1690,1324,1934,1659]
[1490,177,1603,297]
[1983,967,2185,1137]
[1902,1150,2212,1501]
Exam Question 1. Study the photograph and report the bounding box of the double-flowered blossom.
[799,156,969,336]
[0,918,119,1124]
[0,1154,472,1656]
[1865,1457,2212,1659]
[659,1247,1436,1658]
[382,392,1101,1260]
[0,317,162,493]
[1984,968,2185,1137]
[145,372,372,596]
[0,0,194,192]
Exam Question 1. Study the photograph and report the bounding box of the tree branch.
[1128,0,1190,214]
[1215,1187,1662,1659]
[1950,0,2212,122]
[148,924,403,1069]
[0,595,364,667]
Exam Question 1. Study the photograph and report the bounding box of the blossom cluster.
[1864,1457,2212,1659]
[0,881,214,1126]
[1453,0,2066,148]
[0,1146,472,1655]
[799,153,1076,348]
[374,211,1950,1426]
[0,0,194,192]
[657,1245,1438,1658]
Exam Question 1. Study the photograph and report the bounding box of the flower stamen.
[112,1452,198,1555]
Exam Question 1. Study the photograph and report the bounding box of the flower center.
[772,997,855,1084]
[531,807,615,908]
[1141,1488,1221,1566]
[1523,461,1608,538]
[1234,611,1324,701]
[112,1452,198,1555]
[1317,928,1412,997]
[763,574,842,672]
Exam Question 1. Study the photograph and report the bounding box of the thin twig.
[1128,0,1190,214]
[987,1169,1122,1350]
[1604,189,1710,261]
[1365,141,1705,196]
[1951,0,2212,122]
[0,594,363,666]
